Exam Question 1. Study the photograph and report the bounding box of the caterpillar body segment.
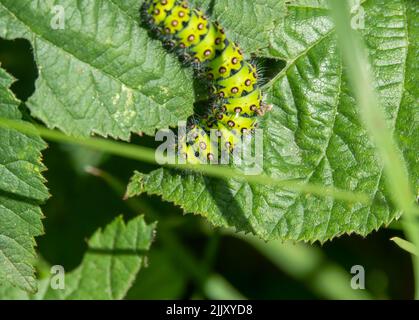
[143,0,268,164]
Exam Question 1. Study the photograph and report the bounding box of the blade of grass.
[391,237,418,256]
[327,0,419,298]
[0,117,375,205]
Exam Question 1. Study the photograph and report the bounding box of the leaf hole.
[0,37,38,101]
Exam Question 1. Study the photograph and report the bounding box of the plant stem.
[0,117,375,205]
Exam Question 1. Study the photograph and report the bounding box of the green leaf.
[194,0,285,56]
[0,67,48,292]
[0,0,194,140]
[391,237,418,256]
[396,0,419,190]
[127,0,418,242]
[0,215,156,300]
[45,215,156,300]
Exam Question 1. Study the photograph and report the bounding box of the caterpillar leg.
[256,102,273,116]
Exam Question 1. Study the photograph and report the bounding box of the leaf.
[194,0,285,56]
[0,215,157,300]
[45,215,156,300]
[127,0,418,242]
[0,0,194,140]
[390,237,418,256]
[395,0,419,189]
[0,67,48,292]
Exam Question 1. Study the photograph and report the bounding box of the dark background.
[0,37,413,300]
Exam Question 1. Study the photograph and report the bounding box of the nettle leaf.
[0,0,194,140]
[44,215,156,300]
[127,0,418,242]
[0,67,48,292]
[194,0,285,55]
[0,216,156,300]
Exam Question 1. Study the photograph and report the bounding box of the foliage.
[0,216,156,299]
[0,0,417,298]
[0,67,48,292]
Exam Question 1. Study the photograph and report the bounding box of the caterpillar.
[142,0,270,164]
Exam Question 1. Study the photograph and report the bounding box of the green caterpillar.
[142,0,269,164]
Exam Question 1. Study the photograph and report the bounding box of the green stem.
[0,117,376,205]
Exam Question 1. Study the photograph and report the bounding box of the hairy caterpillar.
[142,0,270,164]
